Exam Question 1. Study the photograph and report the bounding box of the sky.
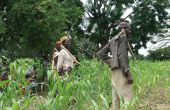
[81,0,170,56]
[81,0,87,3]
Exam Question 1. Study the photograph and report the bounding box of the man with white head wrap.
[57,36,74,76]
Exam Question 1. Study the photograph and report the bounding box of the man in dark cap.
[97,21,133,110]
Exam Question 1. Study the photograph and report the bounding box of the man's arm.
[118,35,129,73]
[97,43,110,59]
[57,51,64,73]
[97,43,112,66]
[118,36,133,84]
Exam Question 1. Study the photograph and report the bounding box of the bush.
[148,46,170,60]
[9,58,44,85]
[0,55,10,75]
[71,38,98,60]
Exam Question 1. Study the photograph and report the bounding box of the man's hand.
[125,71,133,84]
[58,68,63,75]
[104,57,112,67]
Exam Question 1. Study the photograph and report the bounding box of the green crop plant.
[0,59,169,110]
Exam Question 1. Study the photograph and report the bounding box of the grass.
[130,60,170,110]
[0,59,170,110]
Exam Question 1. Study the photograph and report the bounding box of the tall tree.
[130,0,170,53]
[83,0,170,53]
[0,0,84,59]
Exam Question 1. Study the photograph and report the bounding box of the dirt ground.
[138,78,170,110]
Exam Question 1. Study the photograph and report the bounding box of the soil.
[138,78,170,110]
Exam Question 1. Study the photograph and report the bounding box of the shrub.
[71,38,98,60]
[9,58,44,85]
[148,46,170,60]
[0,55,10,76]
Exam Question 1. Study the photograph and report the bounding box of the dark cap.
[118,22,131,29]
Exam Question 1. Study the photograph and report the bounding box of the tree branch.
[85,9,92,18]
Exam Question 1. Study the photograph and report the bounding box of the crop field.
[0,59,170,110]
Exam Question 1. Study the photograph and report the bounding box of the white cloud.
[81,0,88,4]
[138,47,149,56]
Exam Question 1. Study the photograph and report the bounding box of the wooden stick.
[127,41,136,60]
[121,29,136,60]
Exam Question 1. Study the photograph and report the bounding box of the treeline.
[0,0,170,60]
[148,46,170,60]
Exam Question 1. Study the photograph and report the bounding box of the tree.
[0,0,84,59]
[149,14,170,48]
[130,0,170,53]
[148,46,170,60]
[83,0,170,54]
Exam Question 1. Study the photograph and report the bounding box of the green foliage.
[84,0,170,53]
[0,0,84,59]
[0,80,10,87]
[37,60,111,110]
[148,46,170,60]
[0,12,6,34]
[0,80,35,109]
[9,58,43,85]
[1,59,170,109]
[0,55,10,74]
[84,0,128,46]
[129,60,170,109]
[72,38,98,59]
[130,0,170,53]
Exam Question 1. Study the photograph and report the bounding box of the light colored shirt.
[52,50,59,70]
[57,49,74,71]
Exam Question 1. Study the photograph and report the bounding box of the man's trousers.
[110,68,133,110]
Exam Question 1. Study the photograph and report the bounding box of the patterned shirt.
[57,49,74,71]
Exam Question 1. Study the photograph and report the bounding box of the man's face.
[63,39,71,49]
[124,26,132,37]
[56,44,61,50]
